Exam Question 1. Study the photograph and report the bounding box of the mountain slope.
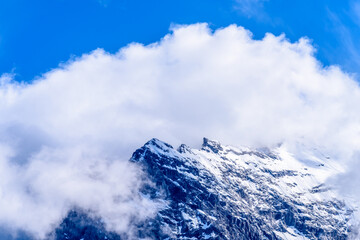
[130,138,352,239]
[54,138,353,240]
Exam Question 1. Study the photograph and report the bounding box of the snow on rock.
[129,138,353,239]
[52,137,354,240]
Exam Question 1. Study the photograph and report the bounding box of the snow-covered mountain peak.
[128,138,354,239]
[53,138,356,240]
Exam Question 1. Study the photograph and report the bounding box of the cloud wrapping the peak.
[0,23,360,238]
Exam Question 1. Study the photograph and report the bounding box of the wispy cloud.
[326,5,360,76]
[350,0,360,26]
[96,0,111,7]
[233,0,269,20]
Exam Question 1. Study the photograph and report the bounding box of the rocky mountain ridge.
[50,138,355,239]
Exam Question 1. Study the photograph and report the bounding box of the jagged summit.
[201,137,223,153]
[144,138,174,150]
[177,143,192,154]
[53,138,353,240]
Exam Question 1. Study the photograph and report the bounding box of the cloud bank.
[0,23,360,238]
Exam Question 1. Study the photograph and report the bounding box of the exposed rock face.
[53,138,353,239]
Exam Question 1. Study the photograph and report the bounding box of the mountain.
[52,138,355,240]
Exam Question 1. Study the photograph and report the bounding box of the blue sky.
[0,0,360,82]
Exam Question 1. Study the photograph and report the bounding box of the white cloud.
[0,133,160,239]
[0,23,360,238]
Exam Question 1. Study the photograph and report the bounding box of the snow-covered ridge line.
[53,137,355,240]
[130,137,354,239]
